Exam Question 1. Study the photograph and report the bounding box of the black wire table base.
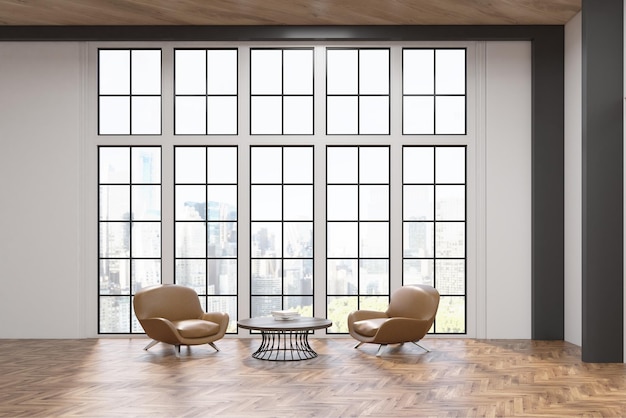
[252,330,318,361]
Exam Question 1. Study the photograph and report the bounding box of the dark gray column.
[532,31,565,340]
[582,0,624,363]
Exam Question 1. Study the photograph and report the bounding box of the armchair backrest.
[134,284,204,321]
[385,285,440,321]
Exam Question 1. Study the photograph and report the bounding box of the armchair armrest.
[374,317,431,344]
[139,317,181,345]
[200,312,230,336]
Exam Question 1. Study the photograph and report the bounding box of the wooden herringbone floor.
[1,338,625,417]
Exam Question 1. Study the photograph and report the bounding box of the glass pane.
[359,49,389,94]
[251,260,282,295]
[99,222,130,258]
[283,185,313,220]
[327,49,358,94]
[284,222,313,258]
[176,147,207,183]
[175,185,205,220]
[131,96,161,135]
[327,96,358,134]
[100,147,130,183]
[251,49,282,95]
[404,185,434,220]
[208,147,237,183]
[284,259,313,294]
[99,96,130,135]
[327,260,358,295]
[359,96,389,135]
[403,147,434,183]
[251,147,282,183]
[403,259,434,286]
[359,185,389,220]
[207,96,237,135]
[435,96,465,135]
[208,222,237,257]
[436,260,465,295]
[131,185,160,220]
[327,296,357,333]
[359,260,389,295]
[251,296,282,318]
[435,147,465,183]
[436,185,465,221]
[327,185,358,220]
[359,222,389,258]
[435,222,465,258]
[176,259,206,294]
[175,222,206,257]
[100,259,130,295]
[327,222,358,257]
[251,185,282,220]
[100,185,130,220]
[283,147,313,183]
[207,49,237,95]
[99,296,130,333]
[132,259,161,291]
[435,296,465,333]
[207,185,237,221]
[207,296,238,333]
[284,296,313,317]
[175,49,206,95]
[360,147,389,183]
[99,50,130,95]
[403,96,434,135]
[132,147,160,184]
[208,259,237,294]
[327,147,358,183]
[131,50,161,95]
[131,222,160,258]
[283,96,313,135]
[250,96,282,135]
[403,221,434,257]
[359,296,389,312]
[175,96,206,135]
[283,49,313,95]
[403,49,434,94]
[251,222,282,257]
[435,49,465,95]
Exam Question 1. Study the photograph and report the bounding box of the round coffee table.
[237,317,332,361]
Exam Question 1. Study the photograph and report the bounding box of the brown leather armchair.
[133,284,229,357]
[347,285,440,356]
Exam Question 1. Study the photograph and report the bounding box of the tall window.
[403,48,466,135]
[250,48,314,135]
[174,49,238,135]
[326,48,390,135]
[250,146,314,317]
[326,146,390,333]
[98,146,161,333]
[403,146,466,333]
[174,146,238,332]
[98,49,162,135]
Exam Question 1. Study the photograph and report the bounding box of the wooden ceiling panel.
[0,0,581,26]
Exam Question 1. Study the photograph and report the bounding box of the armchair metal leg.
[174,345,181,358]
[143,340,159,351]
[376,344,387,357]
[411,342,430,352]
[354,342,364,349]
[208,342,219,352]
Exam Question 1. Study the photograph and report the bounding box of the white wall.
[0,43,83,337]
[0,41,533,339]
[564,12,583,347]
[483,42,532,338]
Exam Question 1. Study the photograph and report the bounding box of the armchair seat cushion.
[173,319,220,339]
[353,318,389,337]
